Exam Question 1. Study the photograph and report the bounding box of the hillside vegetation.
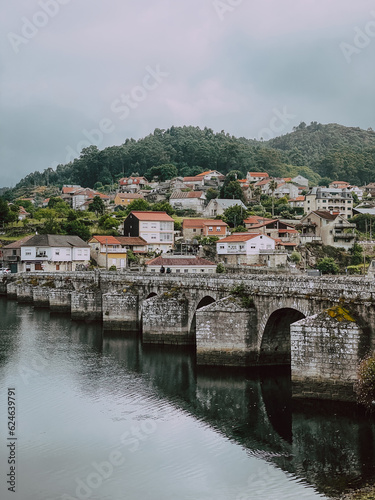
[5,122,375,198]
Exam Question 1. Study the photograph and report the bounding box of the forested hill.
[11,123,375,194]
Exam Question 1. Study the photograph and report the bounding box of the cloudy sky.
[1,0,375,187]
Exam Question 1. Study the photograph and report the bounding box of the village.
[1,169,374,276]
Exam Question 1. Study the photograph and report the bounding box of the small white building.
[145,255,216,274]
[20,234,90,272]
[169,191,206,214]
[203,199,247,218]
[216,233,287,267]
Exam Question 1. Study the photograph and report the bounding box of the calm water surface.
[0,297,374,500]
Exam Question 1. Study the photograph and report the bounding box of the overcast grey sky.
[1,0,375,187]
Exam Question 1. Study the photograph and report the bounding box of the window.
[208,226,213,232]
[219,245,224,250]
[201,269,205,272]
[151,223,157,229]
[151,234,157,240]
[191,269,197,273]
[184,269,189,273]
[25,251,31,256]
[55,250,60,255]
[251,245,256,249]
[151,269,155,272]
[193,228,196,232]
[216,227,221,232]
[176,269,181,273]
[142,223,148,229]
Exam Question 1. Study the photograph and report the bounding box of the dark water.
[0,298,374,500]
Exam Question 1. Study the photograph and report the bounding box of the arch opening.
[260,308,305,366]
[190,296,216,337]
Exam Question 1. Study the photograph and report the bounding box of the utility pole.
[105,238,108,270]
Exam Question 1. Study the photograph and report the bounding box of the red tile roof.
[248,172,269,177]
[146,256,216,266]
[89,236,121,245]
[183,176,204,182]
[219,233,262,242]
[170,191,204,199]
[115,236,147,246]
[131,211,174,221]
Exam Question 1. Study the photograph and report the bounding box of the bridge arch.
[189,295,216,337]
[259,307,305,365]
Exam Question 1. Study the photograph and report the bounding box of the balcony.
[334,223,356,229]
[227,248,246,254]
[35,252,47,258]
[333,232,356,239]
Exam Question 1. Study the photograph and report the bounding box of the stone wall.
[291,306,362,401]
[196,297,258,366]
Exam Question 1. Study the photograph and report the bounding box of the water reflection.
[0,296,374,499]
[102,332,375,497]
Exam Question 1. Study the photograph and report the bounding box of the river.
[0,297,374,500]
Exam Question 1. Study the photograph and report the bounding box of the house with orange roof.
[182,176,205,188]
[123,211,175,253]
[329,181,350,189]
[182,219,229,240]
[216,233,287,266]
[246,172,269,183]
[88,235,127,269]
[195,170,224,181]
[288,195,305,209]
[118,177,148,192]
[244,219,300,248]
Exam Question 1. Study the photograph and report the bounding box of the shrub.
[355,354,375,411]
[290,251,302,264]
[108,265,117,271]
[216,263,226,274]
[316,257,339,275]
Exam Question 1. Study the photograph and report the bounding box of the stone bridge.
[2,271,375,402]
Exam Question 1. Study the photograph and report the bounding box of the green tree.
[89,196,106,216]
[125,198,151,215]
[205,188,219,203]
[316,257,339,275]
[64,220,91,241]
[144,164,178,181]
[222,205,248,228]
[151,201,175,215]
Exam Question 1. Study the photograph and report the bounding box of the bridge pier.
[102,292,139,332]
[49,289,72,313]
[142,293,192,345]
[6,282,18,300]
[291,307,362,402]
[16,282,34,303]
[33,287,51,308]
[71,290,102,321]
[196,297,258,366]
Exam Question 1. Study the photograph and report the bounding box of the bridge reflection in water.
[101,331,375,498]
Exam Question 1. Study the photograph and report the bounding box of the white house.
[203,199,247,218]
[169,191,206,214]
[20,234,90,272]
[216,233,287,267]
[145,255,216,274]
[292,175,309,187]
